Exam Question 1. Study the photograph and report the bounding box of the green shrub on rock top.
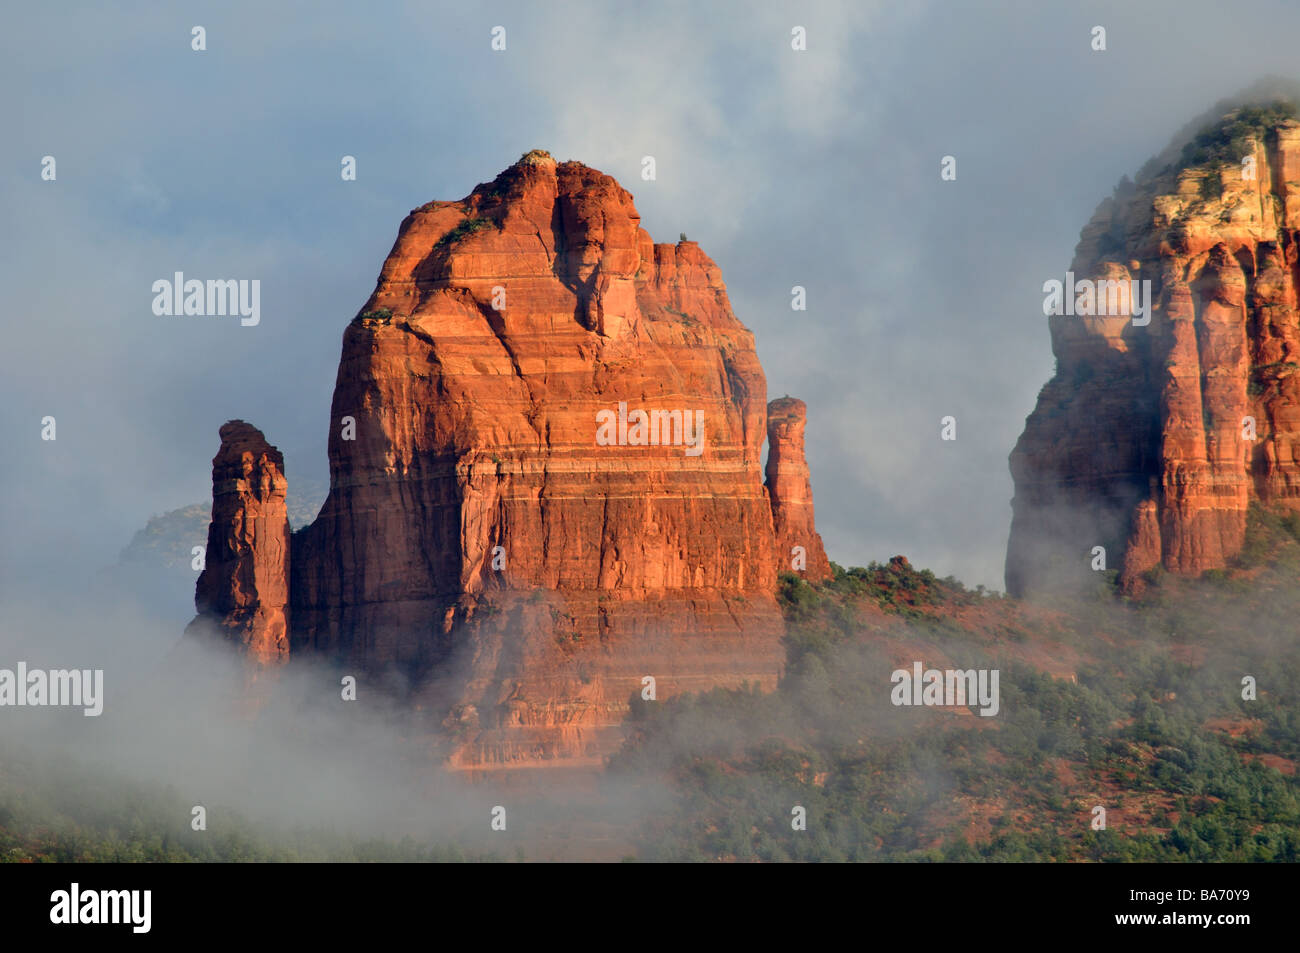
[435,217,493,248]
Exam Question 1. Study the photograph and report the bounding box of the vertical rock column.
[765,397,832,581]
[191,420,291,665]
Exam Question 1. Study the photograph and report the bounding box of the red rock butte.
[189,150,831,768]
[1007,101,1300,596]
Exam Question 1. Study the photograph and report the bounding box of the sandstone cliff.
[191,151,831,767]
[1007,98,1300,596]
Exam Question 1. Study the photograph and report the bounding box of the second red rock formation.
[1008,101,1300,596]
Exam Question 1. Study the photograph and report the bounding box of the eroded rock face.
[193,152,830,767]
[1007,107,1300,596]
[189,421,290,665]
[766,397,832,582]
